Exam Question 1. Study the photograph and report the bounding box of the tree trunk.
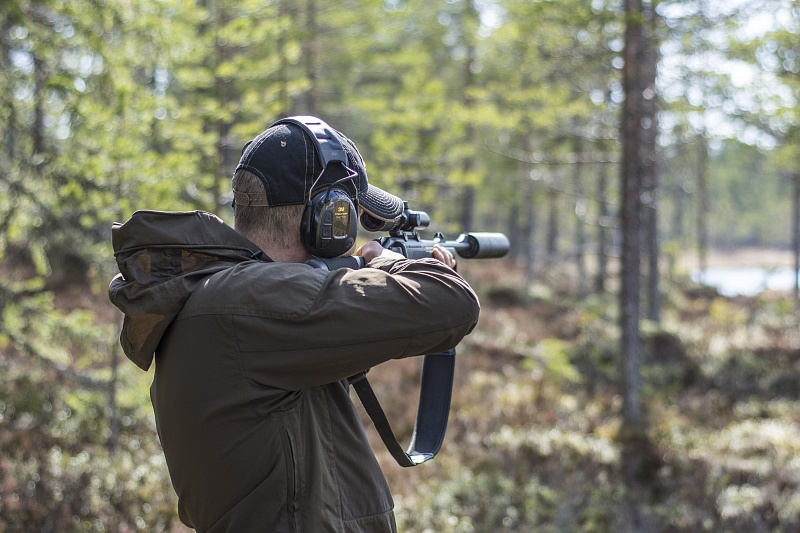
[645,201,661,320]
[619,1,661,530]
[304,0,319,115]
[792,172,800,301]
[458,0,479,233]
[523,119,538,282]
[108,329,120,454]
[508,201,520,261]
[277,0,291,116]
[524,175,538,283]
[697,133,709,278]
[573,140,587,297]
[457,185,473,231]
[672,167,687,245]
[642,8,661,323]
[214,1,235,212]
[620,0,645,438]
[596,164,609,293]
[546,183,559,259]
[32,53,48,166]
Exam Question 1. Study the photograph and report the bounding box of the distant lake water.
[691,267,797,297]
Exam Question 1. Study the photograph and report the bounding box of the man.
[109,116,480,532]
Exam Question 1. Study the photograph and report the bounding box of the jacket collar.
[108,210,264,370]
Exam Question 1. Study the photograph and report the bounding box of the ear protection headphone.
[301,186,358,258]
[271,116,359,258]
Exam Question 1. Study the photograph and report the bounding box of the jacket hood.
[108,210,263,371]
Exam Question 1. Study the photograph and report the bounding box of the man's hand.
[431,244,456,269]
[355,241,456,269]
[355,241,404,262]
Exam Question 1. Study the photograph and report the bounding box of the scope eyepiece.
[359,203,431,234]
[360,211,394,232]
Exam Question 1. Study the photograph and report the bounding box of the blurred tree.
[697,130,710,274]
[480,0,620,276]
[342,0,492,226]
[641,3,661,323]
[172,0,301,213]
[618,0,660,528]
[730,0,800,292]
[657,0,736,277]
[620,0,645,438]
[656,0,797,268]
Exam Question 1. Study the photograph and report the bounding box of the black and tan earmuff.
[300,185,358,257]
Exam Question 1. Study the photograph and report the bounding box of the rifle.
[306,202,509,270]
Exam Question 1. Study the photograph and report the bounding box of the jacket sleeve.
[205,256,480,390]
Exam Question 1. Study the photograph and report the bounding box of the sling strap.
[348,348,456,467]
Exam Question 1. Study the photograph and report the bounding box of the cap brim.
[359,184,404,221]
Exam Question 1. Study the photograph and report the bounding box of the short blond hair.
[232,168,306,249]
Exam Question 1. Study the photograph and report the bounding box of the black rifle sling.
[349,348,456,467]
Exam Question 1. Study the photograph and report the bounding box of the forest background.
[2,0,800,531]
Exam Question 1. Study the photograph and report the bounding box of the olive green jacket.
[108,210,480,533]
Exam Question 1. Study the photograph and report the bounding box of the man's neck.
[259,244,311,263]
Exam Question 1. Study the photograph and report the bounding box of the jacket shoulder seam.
[176,267,329,321]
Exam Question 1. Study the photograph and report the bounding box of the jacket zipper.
[281,427,299,532]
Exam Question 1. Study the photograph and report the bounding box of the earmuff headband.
[271,116,348,168]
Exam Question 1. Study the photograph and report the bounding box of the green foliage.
[529,338,582,385]
[709,140,790,247]
[0,298,176,531]
[396,468,563,532]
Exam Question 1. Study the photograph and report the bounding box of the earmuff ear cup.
[301,188,358,258]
